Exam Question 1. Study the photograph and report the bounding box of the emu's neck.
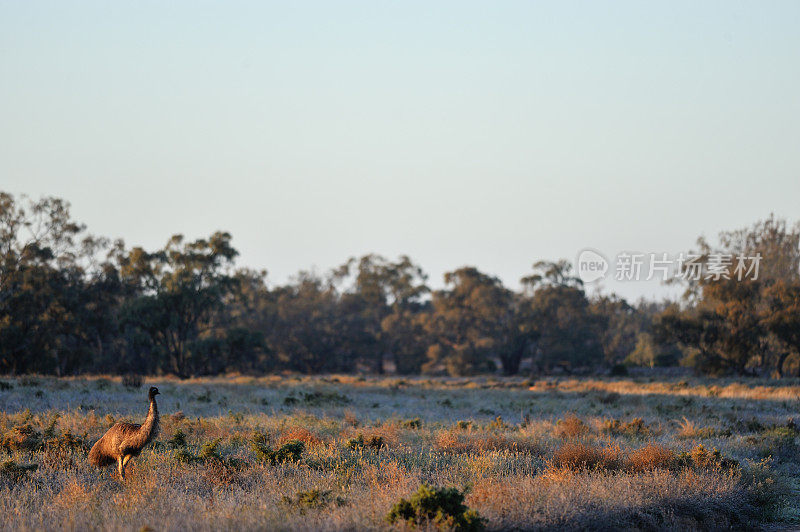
[139,397,159,443]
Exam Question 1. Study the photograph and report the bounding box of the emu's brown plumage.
[88,386,160,479]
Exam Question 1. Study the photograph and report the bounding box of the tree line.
[1,192,799,377]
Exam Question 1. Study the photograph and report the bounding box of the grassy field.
[1,374,799,531]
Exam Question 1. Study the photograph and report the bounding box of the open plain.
[1,374,798,531]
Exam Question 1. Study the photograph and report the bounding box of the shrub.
[602,417,649,438]
[42,414,60,439]
[192,441,247,485]
[550,443,624,471]
[199,438,224,461]
[175,438,245,471]
[0,381,13,391]
[279,428,322,448]
[42,429,89,453]
[555,414,590,438]
[283,489,346,513]
[167,429,187,449]
[250,435,305,465]
[386,484,485,531]
[487,416,509,431]
[741,458,787,520]
[677,444,738,470]
[752,423,800,459]
[1,424,41,452]
[174,448,198,464]
[347,434,384,451]
[194,390,212,403]
[174,438,221,464]
[626,444,675,472]
[402,418,422,429]
[676,417,715,439]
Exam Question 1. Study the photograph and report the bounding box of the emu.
[88,386,160,480]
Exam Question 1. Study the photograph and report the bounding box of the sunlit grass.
[0,374,797,530]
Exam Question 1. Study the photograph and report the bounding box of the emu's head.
[148,386,160,400]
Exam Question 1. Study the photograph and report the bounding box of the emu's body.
[88,386,160,479]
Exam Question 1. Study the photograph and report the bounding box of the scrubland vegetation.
[4,191,800,381]
[1,374,798,530]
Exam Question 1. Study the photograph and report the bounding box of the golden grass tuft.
[550,442,625,471]
[555,414,590,438]
[627,444,675,472]
[601,417,649,437]
[677,417,716,439]
[278,427,322,448]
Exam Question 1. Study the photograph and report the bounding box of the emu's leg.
[117,456,125,480]
[122,455,131,474]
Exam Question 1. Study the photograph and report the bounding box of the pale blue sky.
[2,1,799,299]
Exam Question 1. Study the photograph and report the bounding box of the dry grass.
[554,414,591,438]
[627,444,675,472]
[434,430,542,455]
[601,417,650,437]
[0,373,795,530]
[278,427,323,448]
[549,442,625,472]
[677,416,717,439]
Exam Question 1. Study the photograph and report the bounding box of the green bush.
[167,429,187,449]
[487,416,509,431]
[42,429,88,453]
[174,438,245,470]
[602,417,649,438]
[282,489,346,513]
[676,444,738,470]
[1,424,41,452]
[741,458,787,520]
[250,435,305,465]
[386,484,485,531]
[174,448,197,464]
[402,418,422,429]
[347,434,384,451]
[199,438,223,461]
